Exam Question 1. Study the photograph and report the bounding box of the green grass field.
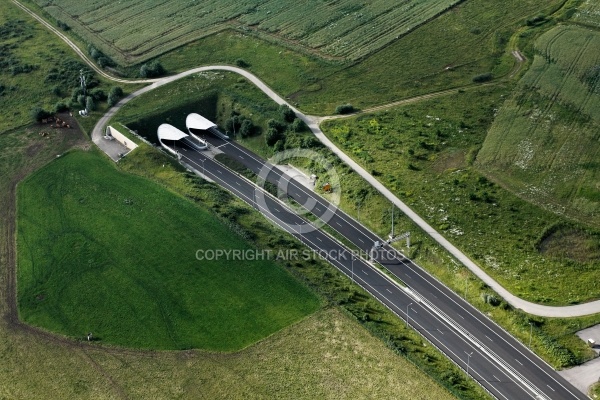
[0,120,465,399]
[27,0,460,65]
[17,150,320,350]
[477,25,600,227]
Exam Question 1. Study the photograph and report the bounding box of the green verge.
[17,149,320,350]
[118,144,492,400]
[111,70,599,369]
[111,80,491,399]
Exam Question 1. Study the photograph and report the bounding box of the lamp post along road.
[529,322,533,348]
[406,302,413,328]
[465,351,473,376]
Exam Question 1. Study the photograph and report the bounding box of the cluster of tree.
[0,20,26,40]
[139,60,165,78]
[264,104,311,150]
[88,45,115,69]
[107,86,124,107]
[45,59,98,90]
[225,111,256,138]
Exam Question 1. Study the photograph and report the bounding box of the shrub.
[30,106,51,122]
[77,94,86,107]
[279,104,296,122]
[89,88,106,101]
[267,119,286,133]
[140,60,165,78]
[291,118,308,132]
[85,96,96,111]
[107,86,124,107]
[472,73,493,83]
[239,119,254,138]
[335,104,355,114]
[265,128,285,146]
[53,101,69,113]
[273,140,285,152]
[235,58,250,68]
[56,20,70,31]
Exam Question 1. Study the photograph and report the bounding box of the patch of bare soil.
[432,149,467,173]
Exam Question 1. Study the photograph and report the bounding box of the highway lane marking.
[335,221,342,227]
[493,375,500,382]
[316,237,323,242]
[274,208,281,212]
[362,270,368,275]
[485,335,493,341]
[183,143,555,400]
[386,288,392,293]
[236,182,241,186]
[359,238,364,243]
[217,170,223,174]
[515,359,523,365]
[458,314,465,319]
[547,385,555,392]
[437,329,444,335]
[239,155,244,159]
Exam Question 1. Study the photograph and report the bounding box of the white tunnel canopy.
[157,124,188,141]
[186,113,217,131]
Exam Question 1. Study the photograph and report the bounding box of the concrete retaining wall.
[107,126,138,152]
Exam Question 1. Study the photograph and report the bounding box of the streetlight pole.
[391,203,394,238]
[200,158,205,177]
[529,322,533,348]
[465,351,473,375]
[406,302,413,328]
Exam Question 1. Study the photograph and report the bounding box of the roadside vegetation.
[112,72,599,369]
[323,85,600,306]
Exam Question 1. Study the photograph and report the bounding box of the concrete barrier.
[106,126,138,153]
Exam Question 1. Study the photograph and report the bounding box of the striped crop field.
[574,0,600,28]
[30,0,461,65]
[476,25,600,225]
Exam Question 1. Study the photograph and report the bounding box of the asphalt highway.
[171,135,588,400]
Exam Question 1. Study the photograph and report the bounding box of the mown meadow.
[17,150,321,350]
